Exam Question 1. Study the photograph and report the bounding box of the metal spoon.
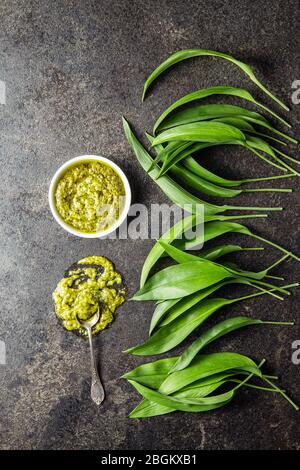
[76,308,105,405]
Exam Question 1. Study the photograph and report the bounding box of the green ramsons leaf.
[143,49,289,112]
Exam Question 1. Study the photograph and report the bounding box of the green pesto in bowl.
[53,256,126,336]
[55,160,126,233]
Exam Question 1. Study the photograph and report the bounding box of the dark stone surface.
[0,0,300,450]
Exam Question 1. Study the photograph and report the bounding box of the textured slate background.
[0,0,300,450]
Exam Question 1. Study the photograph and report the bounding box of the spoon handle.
[87,328,105,405]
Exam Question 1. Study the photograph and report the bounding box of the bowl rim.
[48,155,131,238]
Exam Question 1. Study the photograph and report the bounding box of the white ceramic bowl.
[48,155,131,238]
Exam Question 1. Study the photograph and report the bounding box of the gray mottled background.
[0,0,300,450]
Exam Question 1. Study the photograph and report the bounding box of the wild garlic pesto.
[53,256,125,336]
[55,161,126,233]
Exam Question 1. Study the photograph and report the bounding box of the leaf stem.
[233,359,266,393]
[229,380,284,393]
[233,281,298,302]
[249,147,288,172]
[261,376,299,411]
[242,247,265,251]
[241,173,296,184]
[218,214,268,220]
[251,279,290,296]
[251,234,300,264]
[270,153,300,177]
[225,204,282,212]
[243,188,292,193]
[273,148,300,166]
[232,285,284,302]
[255,100,290,125]
[265,275,284,280]
[250,131,287,146]
[264,253,289,273]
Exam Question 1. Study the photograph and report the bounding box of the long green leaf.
[152,121,246,146]
[142,49,289,112]
[159,352,261,394]
[215,117,296,144]
[158,239,287,284]
[173,220,300,264]
[129,381,226,418]
[182,156,295,187]
[170,165,289,197]
[158,103,267,132]
[128,379,235,412]
[132,260,233,301]
[170,316,283,372]
[156,100,294,142]
[197,243,264,260]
